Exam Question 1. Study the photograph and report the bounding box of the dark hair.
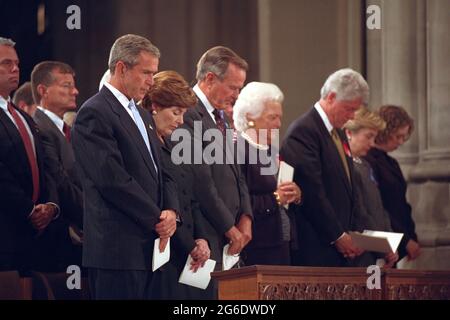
[375,105,414,145]
[31,61,75,104]
[196,46,248,82]
[12,81,34,106]
[142,70,197,111]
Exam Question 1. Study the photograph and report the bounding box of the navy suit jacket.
[72,87,178,270]
[0,104,57,257]
[280,107,358,267]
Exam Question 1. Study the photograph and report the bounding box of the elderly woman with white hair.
[233,82,301,266]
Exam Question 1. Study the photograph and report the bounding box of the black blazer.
[71,87,179,270]
[0,104,57,259]
[33,109,83,228]
[179,98,252,262]
[280,107,358,267]
[365,148,417,259]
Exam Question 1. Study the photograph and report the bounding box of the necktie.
[331,128,350,183]
[128,100,158,173]
[63,122,71,143]
[212,109,226,135]
[7,102,40,202]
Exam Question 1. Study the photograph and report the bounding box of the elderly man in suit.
[280,68,368,267]
[72,34,179,300]
[31,61,83,270]
[0,37,59,273]
[179,46,253,268]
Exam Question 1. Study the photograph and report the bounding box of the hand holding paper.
[178,255,216,290]
[222,244,240,271]
[349,230,403,253]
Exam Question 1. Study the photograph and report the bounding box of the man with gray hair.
[71,34,179,299]
[280,68,368,267]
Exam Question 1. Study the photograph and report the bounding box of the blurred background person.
[142,70,213,299]
[233,82,301,266]
[344,107,398,268]
[12,81,37,116]
[365,105,420,262]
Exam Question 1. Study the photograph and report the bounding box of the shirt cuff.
[47,202,60,220]
[331,232,346,245]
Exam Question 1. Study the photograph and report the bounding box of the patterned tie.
[7,102,40,202]
[212,109,226,135]
[331,128,350,183]
[128,100,158,173]
[63,122,71,143]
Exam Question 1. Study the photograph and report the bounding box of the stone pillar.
[367,0,450,270]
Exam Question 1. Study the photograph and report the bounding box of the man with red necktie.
[31,61,84,271]
[0,37,59,274]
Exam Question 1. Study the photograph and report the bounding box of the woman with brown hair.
[365,105,420,262]
[142,70,213,299]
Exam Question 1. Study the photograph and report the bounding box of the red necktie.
[7,102,40,202]
[63,122,71,143]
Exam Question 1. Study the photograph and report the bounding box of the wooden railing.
[211,265,450,300]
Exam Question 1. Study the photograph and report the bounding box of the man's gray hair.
[196,46,248,82]
[108,34,160,74]
[0,37,16,47]
[233,82,284,132]
[320,68,369,104]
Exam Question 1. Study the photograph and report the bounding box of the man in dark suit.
[0,37,59,273]
[71,34,179,299]
[280,68,369,267]
[179,46,253,266]
[31,61,83,269]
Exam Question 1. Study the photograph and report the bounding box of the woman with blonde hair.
[344,107,398,267]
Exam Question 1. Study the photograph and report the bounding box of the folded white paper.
[178,255,216,290]
[222,244,240,271]
[152,238,170,271]
[277,161,295,209]
[277,161,294,185]
[349,230,403,253]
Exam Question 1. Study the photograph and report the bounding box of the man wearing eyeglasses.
[0,37,59,273]
[31,61,83,271]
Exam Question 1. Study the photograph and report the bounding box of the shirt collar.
[0,96,10,113]
[104,81,133,110]
[193,84,218,123]
[38,106,65,132]
[314,101,333,134]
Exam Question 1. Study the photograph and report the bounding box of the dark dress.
[351,157,393,266]
[238,134,294,266]
[365,148,418,259]
[150,137,214,300]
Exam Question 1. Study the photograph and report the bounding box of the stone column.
[367,0,450,270]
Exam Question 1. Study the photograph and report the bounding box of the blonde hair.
[344,106,386,133]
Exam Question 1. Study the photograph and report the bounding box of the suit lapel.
[101,87,158,181]
[311,109,353,195]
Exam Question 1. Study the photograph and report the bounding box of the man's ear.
[326,92,336,104]
[37,83,47,101]
[115,61,127,77]
[204,72,216,86]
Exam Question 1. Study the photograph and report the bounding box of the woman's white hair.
[233,82,284,132]
[320,68,369,104]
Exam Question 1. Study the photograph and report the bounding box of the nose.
[177,115,184,125]
[147,75,154,87]
[72,86,79,96]
[11,62,19,73]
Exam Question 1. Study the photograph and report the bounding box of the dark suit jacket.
[71,87,178,271]
[280,107,358,267]
[365,148,417,259]
[179,97,252,263]
[0,104,57,268]
[33,109,83,228]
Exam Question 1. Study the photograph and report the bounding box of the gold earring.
[152,110,157,115]
[248,120,255,128]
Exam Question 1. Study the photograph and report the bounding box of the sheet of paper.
[152,238,170,271]
[277,161,294,185]
[178,255,216,290]
[277,161,295,209]
[349,230,403,253]
[222,244,240,271]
